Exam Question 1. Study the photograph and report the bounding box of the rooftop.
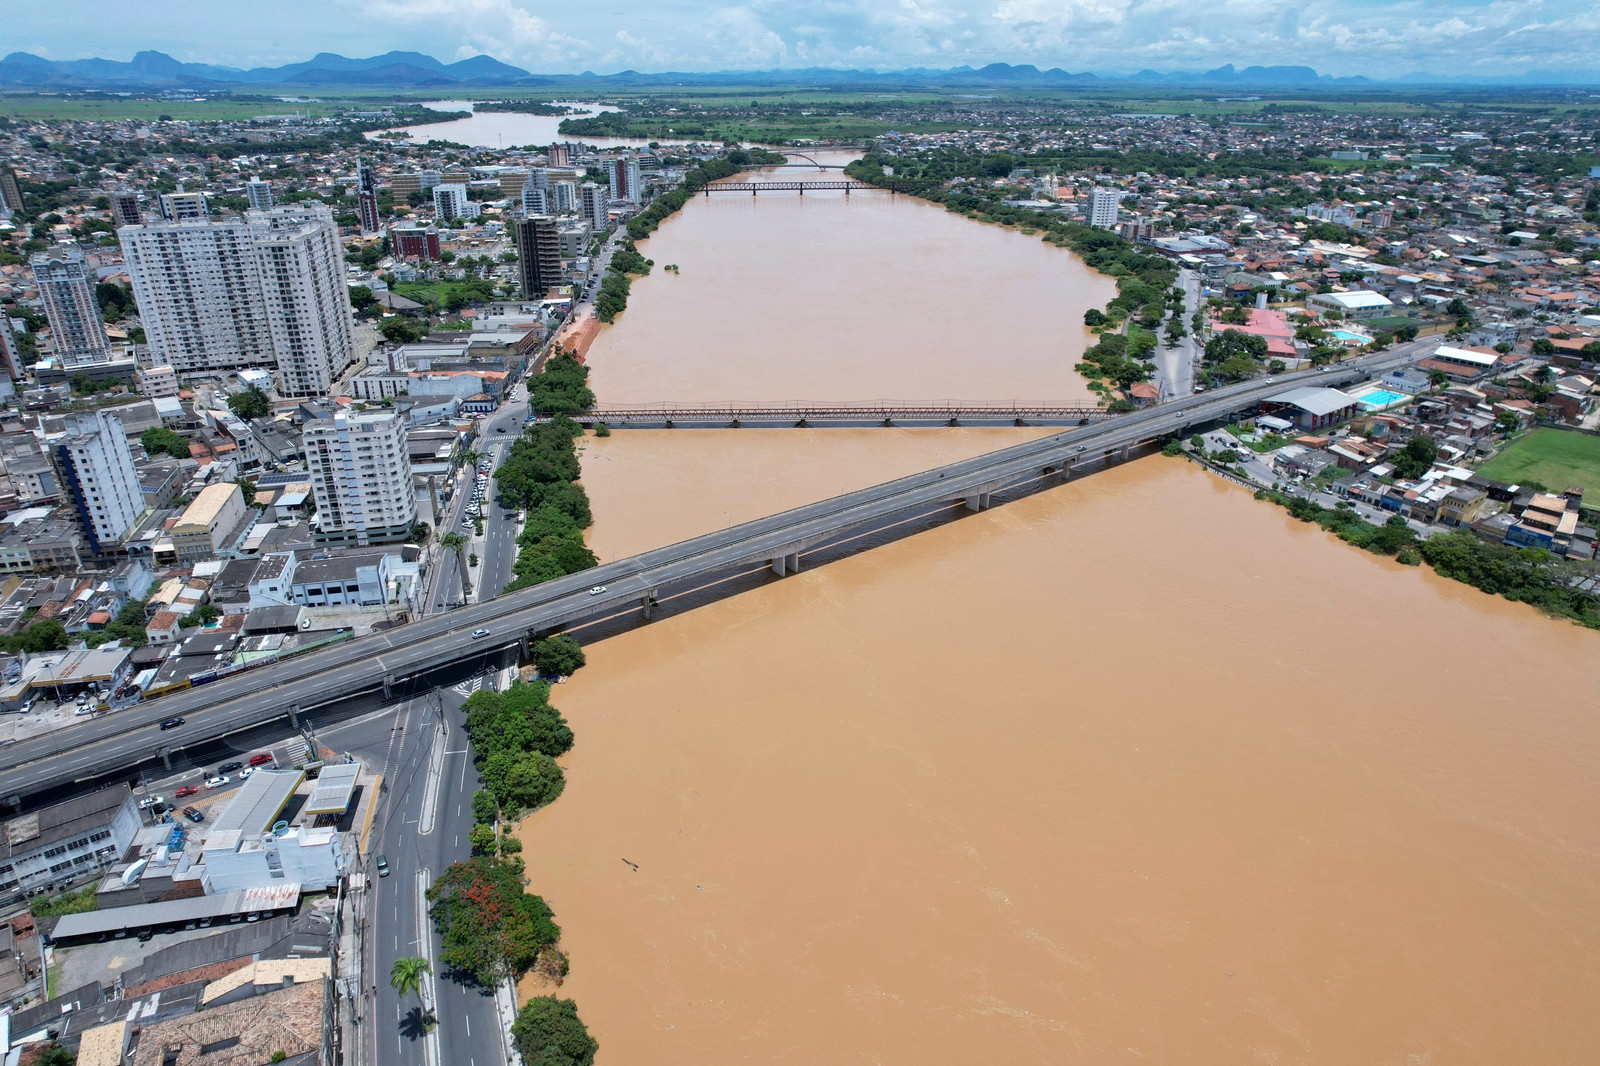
[0,784,131,860]
[207,768,304,837]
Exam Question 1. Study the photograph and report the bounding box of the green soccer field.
[1477,428,1600,497]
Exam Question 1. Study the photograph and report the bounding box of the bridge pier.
[770,552,801,577]
[158,747,171,770]
[287,705,299,728]
[964,492,993,512]
[381,674,393,700]
[519,633,531,659]
[1119,444,1131,462]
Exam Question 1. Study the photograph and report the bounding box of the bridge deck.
[706,181,877,194]
[547,403,1113,427]
[0,351,1420,802]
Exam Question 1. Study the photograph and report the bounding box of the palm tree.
[390,956,431,1000]
[441,532,472,597]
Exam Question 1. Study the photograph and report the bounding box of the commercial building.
[1262,385,1362,430]
[432,183,479,222]
[389,170,442,197]
[0,785,139,896]
[247,547,417,608]
[161,482,248,564]
[607,155,643,203]
[302,407,416,546]
[120,205,355,396]
[30,244,111,367]
[391,224,441,260]
[245,178,274,211]
[0,167,22,213]
[54,409,145,556]
[1089,186,1121,229]
[512,215,560,299]
[1305,289,1395,320]
[199,769,345,893]
[110,188,143,227]
[579,181,607,226]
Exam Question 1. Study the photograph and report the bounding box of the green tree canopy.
[427,855,560,985]
[1390,434,1439,479]
[530,635,586,677]
[511,997,597,1066]
[227,386,271,421]
[141,426,191,460]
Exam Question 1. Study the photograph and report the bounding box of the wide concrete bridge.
[553,403,1114,429]
[0,350,1418,804]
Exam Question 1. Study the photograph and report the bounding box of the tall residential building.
[356,159,377,193]
[246,178,274,211]
[358,189,381,233]
[512,216,560,300]
[1089,186,1121,229]
[547,143,571,167]
[30,244,111,368]
[0,312,24,381]
[521,168,550,215]
[578,182,607,226]
[303,407,415,546]
[54,409,143,556]
[110,188,143,227]
[0,168,22,214]
[432,183,478,222]
[158,190,209,221]
[549,180,578,215]
[607,156,642,203]
[119,205,354,397]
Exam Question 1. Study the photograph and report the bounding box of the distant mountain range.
[0,51,1593,90]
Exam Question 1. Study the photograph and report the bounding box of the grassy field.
[0,93,351,122]
[1478,428,1600,496]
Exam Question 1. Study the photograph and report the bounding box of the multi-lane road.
[0,343,1424,803]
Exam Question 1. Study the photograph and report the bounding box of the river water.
[514,159,1600,1063]
[367,99,656,149]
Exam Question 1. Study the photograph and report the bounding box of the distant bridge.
[704,181,880,196]
[542,403,1114,428]
[779,152,849,170]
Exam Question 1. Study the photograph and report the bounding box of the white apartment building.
[30,244,111,368]
[607,156,643,203]
[0,313,23,381]
[158,190,209,220]
[550,180,578,215]
[53,409,144,556]
[246,178,274,210]
[1089,186,1122,229]
[579,182,607,226]
[302,407,416,546]
[120,205,354,397]
[433,183,480,222]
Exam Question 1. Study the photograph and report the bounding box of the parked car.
[138,795,164,810]
[183,806,204,822]
[159,716,185,730]
[217,761,243,774]
[249,753,274,766]
[204,776,229,789]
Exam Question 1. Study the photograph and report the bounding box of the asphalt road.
[333,690,506,1066]
[0,342,1426,802]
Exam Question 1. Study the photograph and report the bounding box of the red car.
[173,785,200,798]
[248,753,275,767]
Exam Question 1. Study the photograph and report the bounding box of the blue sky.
[11,0,1600,78]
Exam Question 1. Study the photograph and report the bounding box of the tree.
[1428,369,1449,388]
[427,855,560,985]
[472,789,499,823]
[390,956,431,1001]
[349,285,377,313]
[469,824,497,852]
[1393,323,1419,342]
[442,532,472,597]
[1531,338,1556,356]
[1204,329,1268,366]
[1495,411,1522,434]
[381,317,428,345]
[530,635,585,677]
[512,997,597,1066]
[227,386,270,421]
[1390,434,1439,479]
[140,426,191,460]
[1083,308,1106,327]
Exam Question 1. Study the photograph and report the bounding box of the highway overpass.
[0,347,1420,804]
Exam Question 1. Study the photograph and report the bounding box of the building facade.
[512,215,560,299]
[607,156,642,203]
[0,312,23,382]
[302,408,416,546]
[120,205,354,396]
[30,244,111,368]
[0,785,140,897]
[579,182,607,226]
[164,482,247,563]
[110,188,143,227]
[1089,186,1121,229]
[391,225,441,260]
[246,178,274,211]
[54,409,144,557]
[432,183,478,222]
[358,189,380,233]
[158,190,209,221]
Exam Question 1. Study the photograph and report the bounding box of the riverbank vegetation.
[472,100,574,116]
[427,854,562,985]
[1249,484,1600,628]
[496,352,598,593]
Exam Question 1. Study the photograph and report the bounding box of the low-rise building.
[0,785,139,897]
[157,482,250,565]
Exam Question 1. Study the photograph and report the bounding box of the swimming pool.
[1357,388,1408,408]
[1330,329,1370,343]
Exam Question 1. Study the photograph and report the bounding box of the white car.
[588,585,607,596]
[138,795,164,810]
[239,767,255,779]
[204,776,230,789]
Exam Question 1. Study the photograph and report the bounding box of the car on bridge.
[472,628,491,638]
[589,585,607,596]
[159,716,185,730]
